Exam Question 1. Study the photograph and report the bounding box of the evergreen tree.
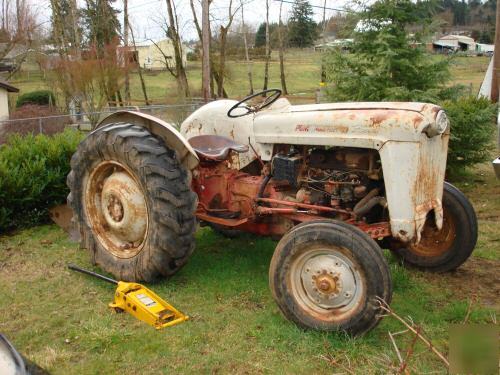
[255,22,279,48]
[82,0,120,53]
[325,0,454,102]
[287,0,318,48]
[255,23,266,48]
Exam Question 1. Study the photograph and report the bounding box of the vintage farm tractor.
[68,90,477,335]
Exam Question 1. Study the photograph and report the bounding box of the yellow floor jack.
[68,264,189,329]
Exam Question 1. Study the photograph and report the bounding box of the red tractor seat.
[188,134,249,161]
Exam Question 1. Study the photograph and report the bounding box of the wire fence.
[0,100,205,144]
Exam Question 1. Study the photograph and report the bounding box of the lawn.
[9,51,491,105]
[0,162,498,374]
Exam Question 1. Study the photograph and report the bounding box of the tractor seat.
[188,135,249,161]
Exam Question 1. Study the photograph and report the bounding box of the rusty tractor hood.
[253,100,447,148]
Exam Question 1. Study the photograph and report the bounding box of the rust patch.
[369,112,389,128]
[412,115,424,128]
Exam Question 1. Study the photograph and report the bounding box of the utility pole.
[202,0,211,102]
[263,0,270,92]
[241,2,254,95]
[320,0,327,83]
[123,0,130,105]
[491,0,500,102]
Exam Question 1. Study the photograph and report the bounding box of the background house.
[133,39,187,70]
[0,80,19,120]
[432,34,476,53]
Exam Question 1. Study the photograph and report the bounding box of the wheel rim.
[289,245,364,320]
[409,208,456,257]
[85,160,149,258]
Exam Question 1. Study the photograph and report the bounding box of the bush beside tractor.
[67,90,477,335]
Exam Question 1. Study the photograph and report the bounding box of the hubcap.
[85,161,148,258]
[290,247,363,315]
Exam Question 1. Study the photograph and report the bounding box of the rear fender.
[97,111,199,170]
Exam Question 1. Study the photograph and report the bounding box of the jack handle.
[68,264,118,285]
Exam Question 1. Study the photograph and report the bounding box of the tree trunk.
[217,26,228,98]
[277,0,288,94]
[69,0,81,59]
[201,0,211,102]
[263,0,270,92]
[123,0,130,105]
[130,25,150,105]
[165,0,190,98]
[241,3,254,95]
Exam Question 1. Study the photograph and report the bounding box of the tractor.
[67,89,477,335]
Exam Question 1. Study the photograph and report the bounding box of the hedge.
[16,90,56,108]
[0,129,84,232]
[442,96,497,177]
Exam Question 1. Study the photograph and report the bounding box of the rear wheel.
[392,182,477,272]
[67,123,197,282]
[269,220,392,336]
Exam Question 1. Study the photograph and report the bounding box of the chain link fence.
[0,100,205,144]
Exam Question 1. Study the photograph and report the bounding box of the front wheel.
[269,220,392,336]
[392,182,477,272]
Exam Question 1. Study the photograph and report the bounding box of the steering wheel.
[227,89,282,118]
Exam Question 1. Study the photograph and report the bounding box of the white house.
[433,35,476,53]
[133,39,187,70]
[0,80,19,120]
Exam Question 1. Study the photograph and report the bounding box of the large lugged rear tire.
[269,220,392,336]
[392,182,477,272]
[67,123,197,282]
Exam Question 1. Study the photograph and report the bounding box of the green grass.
[9,51,491,105]
[0,164,498,374]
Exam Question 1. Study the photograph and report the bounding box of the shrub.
[441,97,497,177]
[0,129,84,232]
[16,90,56,108]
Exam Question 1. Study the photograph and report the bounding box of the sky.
[37,0,353,43]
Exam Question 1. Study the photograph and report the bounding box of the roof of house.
[0,80,19,92]
[437,34,475,44]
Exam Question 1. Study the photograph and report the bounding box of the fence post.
[39,118,43,134]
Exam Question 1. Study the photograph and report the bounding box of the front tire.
[269,220,392,336]
[67,123,197,282]
[392,182,477,272]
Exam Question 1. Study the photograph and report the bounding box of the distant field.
[9,50,491,106]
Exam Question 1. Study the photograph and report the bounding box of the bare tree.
[129,23,150,105]
[241,1,253,95]
[0,0,39,63]
[165,0,190,98]
[262,0,270,91]
[213,0,243,98]
[52,47,121,127]
[277,0,288,94]
[190,0,226,98]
